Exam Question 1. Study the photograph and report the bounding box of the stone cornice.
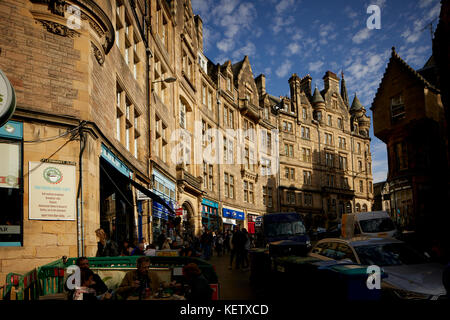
[30,0,115,64]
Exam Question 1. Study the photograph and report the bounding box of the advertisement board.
[29,162,76,220]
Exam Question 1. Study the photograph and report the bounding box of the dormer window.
[391,94,405,122]
[227,77,231,91]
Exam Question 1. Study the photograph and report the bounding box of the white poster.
[29,162,76,220]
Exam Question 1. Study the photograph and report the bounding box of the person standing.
[234,227,247,270]
[229,226,240,270]
[224,230,231,254]
[95,228,119,257]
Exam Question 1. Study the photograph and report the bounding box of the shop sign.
[222,217,236,225]
[254,216,263,227]
[100,144,132,178]
[201,198,219,208]
[0,69,16,128]
[222,208,245,221]
[0,121,22,140]
[137,190,151,200]
[0,225,20,234]
[29,162,76,220]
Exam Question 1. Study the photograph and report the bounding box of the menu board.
[29,162,76,220]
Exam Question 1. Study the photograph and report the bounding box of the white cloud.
[276,60,292,78]
[419,0,435,8]
[344,6,358,19]
[191,0,213,16]
[308,61,324,73]
[272,15,295,34]
[275,0,295,15]
[231,42,256,60]
[286,43,301,56]
[217,38,235,52]
[352,28,372,44]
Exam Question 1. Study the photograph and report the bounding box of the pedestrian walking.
[224,230,231,254]
[235,228,247,270]
[229,226,241,269]
[215,233,224,257]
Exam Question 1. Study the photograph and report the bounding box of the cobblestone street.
[209,252,257,300]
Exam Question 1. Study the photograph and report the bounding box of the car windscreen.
[354,243,429,266]
[359,218,396,233]
[265,221,306,238]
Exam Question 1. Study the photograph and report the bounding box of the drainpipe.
[77,122,87,257]
[312,119,324,226]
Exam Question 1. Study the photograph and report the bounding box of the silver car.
[308,237,447,300]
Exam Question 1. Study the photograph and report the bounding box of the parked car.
[308,237,447,300]
[341,211,398,238]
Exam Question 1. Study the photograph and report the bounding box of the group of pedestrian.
[228,226,252,271]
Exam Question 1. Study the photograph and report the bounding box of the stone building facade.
[0,0,150,284]
[0,0,374,284]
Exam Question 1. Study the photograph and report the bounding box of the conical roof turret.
[350,94,364,112]
[312,87,324,104]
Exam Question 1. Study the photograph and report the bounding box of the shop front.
[151,169,176,240]
[246,212,261,235]
[99,144,136,247]
[201,198,219,232]
[0,121,23,247]
[222,207,245,232]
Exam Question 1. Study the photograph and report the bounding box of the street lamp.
[152,76,177,84]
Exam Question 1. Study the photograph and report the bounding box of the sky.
[191,0,442,183]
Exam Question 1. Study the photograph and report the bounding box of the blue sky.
[191,0,442,183]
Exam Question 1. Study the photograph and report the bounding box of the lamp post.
[351,169,367,213]
[272,101,283,211]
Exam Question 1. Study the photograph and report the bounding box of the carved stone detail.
[36,19,80,38]
[91,41,105,65]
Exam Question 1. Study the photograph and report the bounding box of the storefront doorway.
[182,202,195,239]
[99,158,136,247]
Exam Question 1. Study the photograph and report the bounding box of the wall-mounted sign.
[29,162,76,220]
[222,208,245,221]
[0,69,16,128]
[100,143,132,178]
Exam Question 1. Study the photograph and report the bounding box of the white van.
[341,211,398,238]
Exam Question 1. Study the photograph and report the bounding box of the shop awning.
[100,159,175,216]
[128,178,176,216]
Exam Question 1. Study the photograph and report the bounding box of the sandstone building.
[0,0,374,285]
[371,48,448,245]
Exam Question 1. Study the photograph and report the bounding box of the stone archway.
[182,201,195,239]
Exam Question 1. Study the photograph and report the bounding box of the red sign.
[176,208,183,216]
[248,222,255,234]
[210,283,219,300]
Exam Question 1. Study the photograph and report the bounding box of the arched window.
[362,204,368,212]
[356,203,361,212]
[345,202,352,213]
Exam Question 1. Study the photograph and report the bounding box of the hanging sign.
[0,69,16,127]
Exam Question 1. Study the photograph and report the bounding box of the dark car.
[308,237,447,300]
